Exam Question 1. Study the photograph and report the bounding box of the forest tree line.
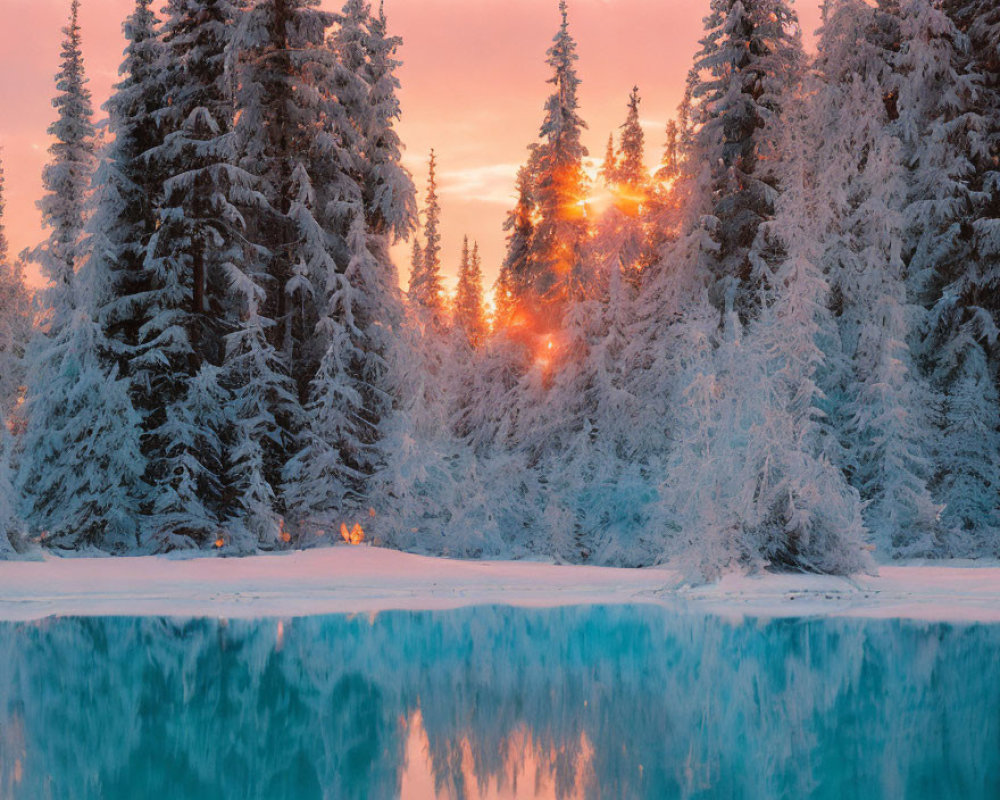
[0,0,999,578]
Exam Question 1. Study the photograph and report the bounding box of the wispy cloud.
[438,163,521,206]
[640,117,669,131]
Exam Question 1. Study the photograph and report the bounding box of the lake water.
[0,606,997,799]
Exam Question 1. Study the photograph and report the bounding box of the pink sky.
[0,0,823,292]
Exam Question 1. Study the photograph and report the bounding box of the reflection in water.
[0,607,998,800]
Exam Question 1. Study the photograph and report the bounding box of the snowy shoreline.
[1,546,998,623]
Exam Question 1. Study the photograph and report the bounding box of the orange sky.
[0,0,824,292]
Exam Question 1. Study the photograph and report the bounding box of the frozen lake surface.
[1,606,998,799]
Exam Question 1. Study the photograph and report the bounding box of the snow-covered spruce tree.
[516,258,658,565]
[136,0,253,549]
[347,0,417,242]
[495,165,536,329]
[658,120,681,184]
[684,0,804,321]
[19,311,147,552]
[896,0,1000,551]
[232,0,340,401]
[288,204,412,537]
[949,0,1000,556]
[587,87,651,291]
[455,238,488,346]
[285,212,391,532]
[663,63,872,580]
[623,4,800,469]
[408,149,445,318]
[223,261,302,551]
[83,0,177,549]
[514,90,656,564]
[0,167,26,557]
[31,0,95,329]
[638,119,686,279]
[394,150,453,511]
[150,363,230,548]
[453,235,470,325]
[0,158,32,423]
[0,259,30,425]
[285,0,416,538]
[526,0,589,325]
[0,415,26,558]
[227,0,350,544]
[599,134,617,185]
[616,86,646,198]
[810,0,942,558]
[88,0,164,366]
[18,0,147,551]
[409,238,423,290]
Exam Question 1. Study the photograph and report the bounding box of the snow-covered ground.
[0,545,998,622]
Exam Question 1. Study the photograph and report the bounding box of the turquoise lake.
[0,606,997,799]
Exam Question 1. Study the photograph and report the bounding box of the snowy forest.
[1,0,999,578]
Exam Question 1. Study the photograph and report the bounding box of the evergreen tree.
[88,0,164,364]
[32,0,96,324]
[285,0,416,535]
[227,0,346,541]
[894,0,1000,549]
[150,363,230,549]
[19,0,147,551]
[139,0,252,548]
[409,237,423,290]
[0,415,26,557]
[0,158,31,422]
[616,86,646,196]
[495,166,536,329]
[233,0,339,402]
[641,119,685,278]
[0,158,28,553]
[526,0,589,324]
[599,134,617,185]
[588,87,651,289]
[18,312,147,551]
[341,0,417,241]
[409,149,445,316]
[657,120,681,183]
[223,261,302,550]
[524,263,651,565]
[82,0,170,547]
[665,72,870,578]
[455,238,488,346]
[684,0,804,320]
[286,204,410,530]
[0,258,30,425]
[815,0,942,557]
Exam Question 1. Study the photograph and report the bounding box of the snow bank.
[0,546,997,622]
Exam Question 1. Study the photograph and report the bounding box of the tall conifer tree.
[226,0,341,545]
[0,157,31,422]
[140,0,253,548]
[496,166,536,328]
[409,150,444,316]
[527,0,589,324]
[455,238,488,346]
[684,0,804,320]
[19,0,147,550]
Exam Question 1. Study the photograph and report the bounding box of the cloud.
[437,163,521,206]
[640,117,668,131]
